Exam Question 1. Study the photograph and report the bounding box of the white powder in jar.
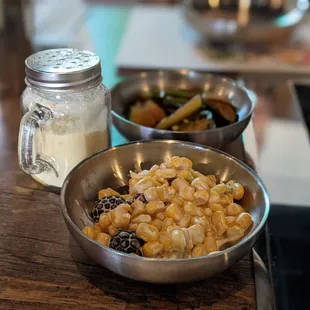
[32,105,110,188]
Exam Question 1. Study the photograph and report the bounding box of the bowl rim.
[60,139,270,262]
[111,70,257,135]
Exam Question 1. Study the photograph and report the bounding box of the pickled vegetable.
[129,100,166,127]
[156,95,203,130]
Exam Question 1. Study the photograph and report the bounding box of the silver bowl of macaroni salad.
[61,140,269,283]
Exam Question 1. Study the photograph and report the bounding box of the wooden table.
[1,2,309,310]
[0,4,257,309]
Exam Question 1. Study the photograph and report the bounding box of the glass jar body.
[19,84,111,188]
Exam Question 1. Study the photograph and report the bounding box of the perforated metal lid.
[25,48,102,90]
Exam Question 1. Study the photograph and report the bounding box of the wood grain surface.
[0,2,256,309]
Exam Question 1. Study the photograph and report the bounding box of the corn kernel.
[194,189,210,205]
[226,216,236,226]
[129,170,142,179]
[211,211,228,235]
[170,229,186,252]
[183,201,197,216]
[209,203,225,213]
[190,216,210,232]
[191,170,204,178]
[131,199,145,218]
[180,157,193,169]
[178,213,192,228]
[211,183,227,194]
[188,224,205,245]
[136,223,159,242]
[177,170,193,182]
[129,178,139,194]
[99,214,111,232]
[166,203,182,222]
[156,211,166,221]
[191,244,205,257]
[132,214,152,224]
[171,178,188,191]
[232,183,245,200]
[98,188,120,199]
[219,194,233,206]
[142,242,164,257]
[93,223,102,233]
[152,219,163,231]
[144,186,158,201]
[96,233,111,246]
[108,225,117,236]
[168,186,176,196]
[206,231,215,238]
[110,208,131,229]
[156,184,170,202]
[146,200,165,215]
[226,225,244,242]
[236,212,252,231]
[204,208,213,217]
[135,177,160,193]
[169,195,184,206]
[167,251,182,259]
[185,202,203,216]
[206,175,217,187]
[129,223,139,231]
[155,168,177,179]
[158,231,171,248]
[226,203,244,216]
[179,185,195,201]
[82,226,97,239]
[209,190,221,204]
[160,162,167,169]
[149,164,160,177]
[117,203,131,212]
[162,217,176,231]
[191,177,209,190]
[171,156,182,168]
[166,225,181,235]
[204,236,218,254]
[182,228,194,251]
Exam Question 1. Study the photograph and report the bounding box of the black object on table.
[266,205,310,310]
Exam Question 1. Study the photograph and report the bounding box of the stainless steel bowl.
[61,140,270,283]
[112,71,256,149]
[183,0,309,45]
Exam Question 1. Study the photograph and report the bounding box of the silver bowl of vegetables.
[112,71,256,149]
[61,140,270,283]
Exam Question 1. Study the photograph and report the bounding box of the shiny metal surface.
[253,248,274,310]
[61,140,270,283]
[183,0,309,44]
[112,71,255,149]
[25,49,102,90]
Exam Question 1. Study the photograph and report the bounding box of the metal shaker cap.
[25,48,102,90]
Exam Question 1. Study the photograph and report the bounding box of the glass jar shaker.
[18,48,111,188]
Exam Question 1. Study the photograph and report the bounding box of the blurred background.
[1,0,309,95]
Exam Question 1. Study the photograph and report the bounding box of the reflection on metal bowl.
[183,0,309,44]
[112,71,256,149]
[61,140,270,283]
